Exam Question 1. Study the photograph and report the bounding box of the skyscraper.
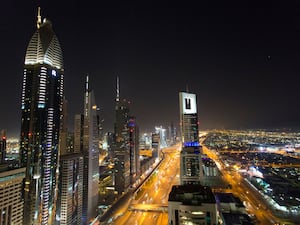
[114,77,130,194]
[56,153,83,225]
[56,97,83,225]
[19,8,64,225]
[128,117,140,184]
[179,91,203,185]
[179,92,199,144]
[81,76,100,224]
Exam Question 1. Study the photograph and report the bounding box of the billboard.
[179,92,197,114]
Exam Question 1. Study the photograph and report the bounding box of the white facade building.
[168,185,218,225]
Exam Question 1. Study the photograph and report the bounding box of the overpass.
[129,203,168,212]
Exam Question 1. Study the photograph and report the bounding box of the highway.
[107,144,181,225]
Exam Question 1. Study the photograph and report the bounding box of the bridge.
[129,204,168,212]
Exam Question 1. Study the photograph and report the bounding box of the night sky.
[1,1,300,137]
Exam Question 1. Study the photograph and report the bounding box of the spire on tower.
[85,74,89,92]
[84,74,89,116]
[37,7,42,29]
[116,76,120,102]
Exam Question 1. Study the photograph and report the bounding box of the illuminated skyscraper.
[128,117,140,184]
[56,153,83,225]
[114,77,130,194]
[179,92,199,144]
[179,92,203,184]
[19,8,64,225]
[81,76,99,224]
[56,98,83,225]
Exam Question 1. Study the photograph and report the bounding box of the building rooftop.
[0,167,26,183]
[168,184,216,205]
[222,212,255,225]
[25,9,63,70]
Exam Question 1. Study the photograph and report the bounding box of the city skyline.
[2,1,300,137]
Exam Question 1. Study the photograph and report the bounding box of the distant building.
[128,117,140,184]
[179,92,199,143]
[168,184,218,225]
[103,132,115,161]
[155,126,167,149]
[151,133,160,158]
[56,153,83,225]
[168,122,177,146]
[179,92,203,184]
[114,98,130,194]
[72,76,99,224]
[0,130,6,164]
[113,78,141,192]
[81,76,100,224]
[19,8,64,224]
[140,133,152,150]
[56,97,83,225]
[59,98,69,156]
[74,114,84,154]
[0,167,26,225]
[214,193,254,225]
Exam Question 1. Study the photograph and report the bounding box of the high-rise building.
[0,130,6,164]
[168,122,177,146]
[56,97,83,225]
[0,168,26,225]
[151,132,160,159]
[74,114,84,154]
[179,92,203,185]
[80,76,100,224]
[155,126,167,149]
[128,117,140,184]
[59,97,69,156]
[114,77,130,194]
[179,92,199,144]
[19,8,64,225]
[56,153,83,225]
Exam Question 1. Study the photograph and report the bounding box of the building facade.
[56,153,83,225]
[113,77,131,194]
[0,168,26,225]
[179,92,199,143]
[128,117,140,184]
[114,99,130,194]
[179,92,203,185]
[81,76,100,224]
[19,8,64,225]
[168,185,218,225]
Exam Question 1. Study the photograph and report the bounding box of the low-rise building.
[168,184,218,225]
[0,167,25,225]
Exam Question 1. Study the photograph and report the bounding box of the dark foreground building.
[168,185,218,225]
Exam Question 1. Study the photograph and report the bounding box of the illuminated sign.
[180,92,197,114]
[52,70,57,77]
[184,141,200,147]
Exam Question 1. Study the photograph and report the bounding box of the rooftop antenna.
[37,7,42,29]
[186,84,189,93]
[116,76,120,102]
